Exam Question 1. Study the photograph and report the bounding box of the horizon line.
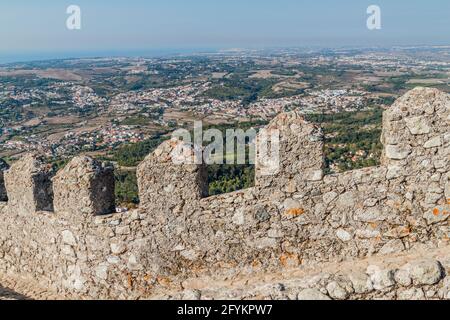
[2,44,450,66]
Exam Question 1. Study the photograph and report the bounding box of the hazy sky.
[1,0,450,57]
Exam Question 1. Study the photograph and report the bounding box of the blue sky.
[1,0,450,58]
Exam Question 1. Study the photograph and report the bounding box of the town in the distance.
[1,46,449,208]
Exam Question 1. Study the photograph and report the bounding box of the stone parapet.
[0,87,448,299]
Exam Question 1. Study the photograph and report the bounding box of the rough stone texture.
[402,260,444,286]
[149,246,450,300]
[2,245,449,300]
[367,265,396,290]
[0,159,9,202]
[255,111,324,191]
[137,138,208,212]
[297,288,331,300]
[3,153,54,214]
[53,156,115,216]
[0,273,62,300]
[0,87,448,299]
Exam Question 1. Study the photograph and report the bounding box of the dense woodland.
[305,107,383,173]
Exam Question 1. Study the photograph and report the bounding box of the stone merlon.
[53,156,115,216]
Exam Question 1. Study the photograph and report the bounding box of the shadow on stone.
[0,285,31,300]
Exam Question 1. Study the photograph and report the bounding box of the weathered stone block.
[405,116,431,135]
[382,87,450,166]
[404,260,444,286]
[255,111,324,189]
[424,136,442,148]
[385,144,411,160]
[137,139,207,212]
[366,265,395,290]
[53,156,115,215]
[4,153,54,214]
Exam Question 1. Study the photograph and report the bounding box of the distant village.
[0,83,371,159]
[1,47,449,163]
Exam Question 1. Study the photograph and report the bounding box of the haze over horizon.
[1,0,450,63]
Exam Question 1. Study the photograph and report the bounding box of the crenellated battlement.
[0,87,448,299]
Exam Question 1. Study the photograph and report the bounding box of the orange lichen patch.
[126,273,134,288]
[446,199,450,205]
[369,222,379,229]
[156,276,172,287]
[251,260,262,268]
[286,208,305,217]
[143,274,152,283]
[280,253,300,268]
[433,208,441,216]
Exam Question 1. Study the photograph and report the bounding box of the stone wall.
[0,87,448,299]
[157,247,450,300]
